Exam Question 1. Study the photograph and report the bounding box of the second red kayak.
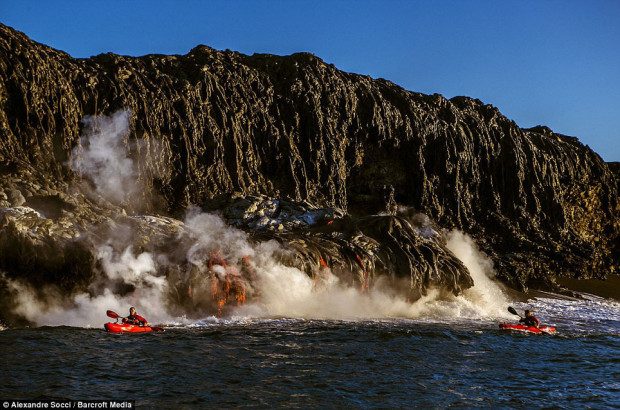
[104,322,164,334]
[499,323,556,334]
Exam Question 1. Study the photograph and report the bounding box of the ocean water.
[1,297,618,408]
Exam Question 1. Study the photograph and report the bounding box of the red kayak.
[104,322,163,334]
[499,323,556,334]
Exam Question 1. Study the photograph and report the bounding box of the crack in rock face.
[0,24,618,324]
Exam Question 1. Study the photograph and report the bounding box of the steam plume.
[8,108,514,327]
[70,110,140,206]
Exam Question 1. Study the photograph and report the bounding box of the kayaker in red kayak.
[519,309,540,328]
[122,307,149,327]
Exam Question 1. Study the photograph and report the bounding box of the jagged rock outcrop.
[609,162,620,191]
[0,23,618,306]
[0,185,472,321]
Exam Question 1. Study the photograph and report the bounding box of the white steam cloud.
[70,110,139,206]
[232,227,510,320]
[185,210,256,268]
[8,109,512,327]
[8,210,508,327]
[8,214,511,327]
[7,245,174,327]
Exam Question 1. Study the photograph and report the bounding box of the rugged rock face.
[0,188,473,321]
[609,162,620,191]
[0,23,618,314]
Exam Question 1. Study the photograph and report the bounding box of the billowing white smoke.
[70,110,139,206]
[98,245,161,288]
[166,210,510,321]
[185,209,256,268]
[231,228,511,321]
[8,208,511,326]
[7,245,174,327]
[8,108,178,327]
[9,108,513,327]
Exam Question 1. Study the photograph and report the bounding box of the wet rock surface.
[0,23,618,321]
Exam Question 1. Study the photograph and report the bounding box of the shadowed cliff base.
[0,24,618,325]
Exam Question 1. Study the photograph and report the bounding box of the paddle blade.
[507,306,519,316]
[106,310,120,319]
[152,327,165,332]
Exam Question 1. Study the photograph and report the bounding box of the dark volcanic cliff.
[0,23,618,301]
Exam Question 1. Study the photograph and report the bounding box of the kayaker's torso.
[519,315,540,327]
[123,314,147,326]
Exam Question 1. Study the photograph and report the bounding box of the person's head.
[525,309,533,317]
[129,307,136,316]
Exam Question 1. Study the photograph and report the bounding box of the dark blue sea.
[1,297,618,408]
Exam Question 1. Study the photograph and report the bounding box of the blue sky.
[2,1,619,161]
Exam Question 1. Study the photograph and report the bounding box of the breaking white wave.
[513,296,620,336]
[226,228,511,321]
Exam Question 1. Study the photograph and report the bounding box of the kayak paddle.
[507,306,523,318]
[106,310,122,319]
